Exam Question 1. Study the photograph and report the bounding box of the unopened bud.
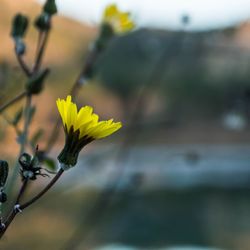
[44,0,57,16]
[11,13,29,38]
[0,192,7,203]
[34,13,51,31]
[0,161,8,188]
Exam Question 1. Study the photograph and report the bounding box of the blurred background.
[2,0,250,249]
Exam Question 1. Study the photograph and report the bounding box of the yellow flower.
[56,95,122,168]
[102,4,135,33]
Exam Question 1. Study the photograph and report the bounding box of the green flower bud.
[34,13,51,31]
[26,68,50,95]
[0,192,7,203]
[11,13,29,38]
[58,127,92,168]
[44,0,57,16]
[0,160,8,188]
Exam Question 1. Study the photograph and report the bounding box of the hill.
[0,0,97,65]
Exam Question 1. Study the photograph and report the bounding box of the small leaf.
[34,13,51,31]
[30,129,44,148]
[44,158,57,171]
[12,108,23,126]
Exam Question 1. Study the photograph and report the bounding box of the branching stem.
[0,168,64,239]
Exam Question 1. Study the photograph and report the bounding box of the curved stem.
[0,92,26,114]
[0,168,64,239]
[16,55,31,77]
[20,168,64,210]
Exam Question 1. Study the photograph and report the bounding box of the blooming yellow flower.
[102,4,135,33]
[56,95,122,168]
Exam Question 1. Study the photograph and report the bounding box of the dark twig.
[33,31,50,73]
[0,91,26,114]
[20,168,64,210]
[15,179,28,205]
[16,55,31,77]
[0,168,64,239]
[4,19,51,230]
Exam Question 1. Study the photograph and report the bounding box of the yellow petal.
[103,4,118,19]
[95,122,122,139]
[56,95,122,141]
[75,106,93,131]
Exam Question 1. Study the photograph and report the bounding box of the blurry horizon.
[37,0,250,30]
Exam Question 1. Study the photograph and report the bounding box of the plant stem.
[15,179,28,205]
[1,13,53,240]
[0,168,64,239]
[45,48,98,153]
[0,91,26,114]
[21,168,64,210]
[6,26,50,202]
[6,95,32,196]
[33,31,49,73]
[16,55,31,77]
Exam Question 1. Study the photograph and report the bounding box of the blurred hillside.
[0,0,99,154]
[1,0,250,153]
[0,0,96,65]
[95,24,250,119]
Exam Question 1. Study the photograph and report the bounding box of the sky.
[37,0,250,30]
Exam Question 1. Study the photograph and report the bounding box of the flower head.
[102,4,135,34]
[56,96,122,168]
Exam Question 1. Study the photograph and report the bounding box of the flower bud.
[44,0,57,16]
[11,13,29,38]
[34,13,51,31]
[0,160,8,188]
[0,191,7,203]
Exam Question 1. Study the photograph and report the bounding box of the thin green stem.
[6,95,32,196]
